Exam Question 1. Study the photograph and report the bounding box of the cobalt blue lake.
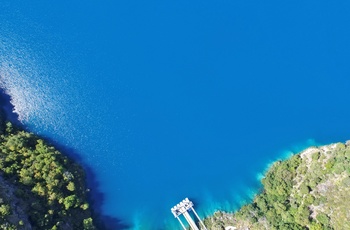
[1,1,350,229]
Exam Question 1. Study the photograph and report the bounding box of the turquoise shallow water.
[1,1,350,229]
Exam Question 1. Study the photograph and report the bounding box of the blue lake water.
[1,1,350,229]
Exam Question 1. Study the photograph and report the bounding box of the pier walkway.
[171,198,208,230]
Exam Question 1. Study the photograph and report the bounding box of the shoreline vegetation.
[203,141,350,230]
[0,102,96,229]
[1,91,349,230]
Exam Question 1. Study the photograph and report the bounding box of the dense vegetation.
[0,111,96,229]
[203,141,350,230]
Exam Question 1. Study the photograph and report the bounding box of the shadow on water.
[0,89,21,127]
[44,143,131,230]
[0,89,130,230]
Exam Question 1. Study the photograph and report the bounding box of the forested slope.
[204,141,350,230]
[0,111,96,229]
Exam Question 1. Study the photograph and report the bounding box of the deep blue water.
[1,1,350,229]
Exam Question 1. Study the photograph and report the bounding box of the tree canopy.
[0,117,96,229]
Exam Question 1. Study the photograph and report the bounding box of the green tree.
[0,204,10,216]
